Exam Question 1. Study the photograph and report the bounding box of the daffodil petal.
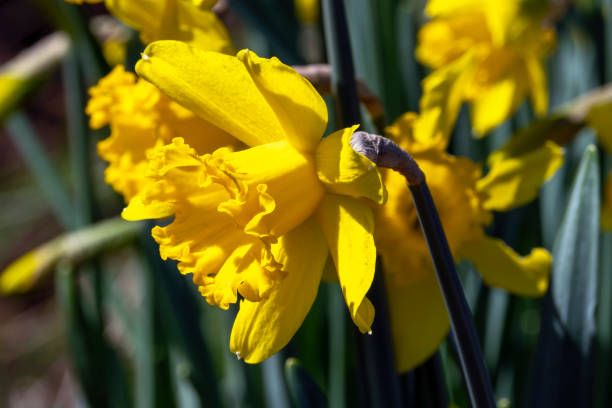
[315,125,386,204]
[105,0,166,40]
[157,0,234,53]
[460,236,551,297]
[122,183,176,221]
[0,251,49,295]
[416,14,490,69]
[525,55,548,116]
[601,171,612,231]
[478,141,563,211]
[414,51,475,150]
[105,0,233,52]
[236,49,327,152]
[470,75,521,136]
[188,0,218,9]
[229,217,328,363]
[136,41,286,147]
[315,194,376,333]
[586,102,612,155]
[386,272,449,373]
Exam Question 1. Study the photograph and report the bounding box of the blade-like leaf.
[285,358,328,408]
[530,145,600,407]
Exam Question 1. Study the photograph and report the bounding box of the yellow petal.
[229,217,328,363]
[89,65,237,202]
[414,51,475,151]
[586,102,612,155]
[315,125,386,204]
[105,0,166,40]
[469,75,520,136]
[122,180,177,221]
[425,0,483,17]
[316,194,376,333]
[602,171,612,231]
[104,0,233,52]
[416,14,490,69]
[0,251,50,295]
[136,41,286,147]
[218,140,325,239]
[386,272,449,373]
[237,49,328,152]
[478,141,563,211]
[467,48,528,135]
[459,235,551,297]
[122,138,286,307]
[188,0,218,9]
[121,138,204,221]
[156,0,234,53]
[524,55,548,116]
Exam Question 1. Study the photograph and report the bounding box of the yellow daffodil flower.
[66,0,234,53]
[416,0,555,141]
[86,65,236,201]
[121,41,386,363]
[377,112,562,372]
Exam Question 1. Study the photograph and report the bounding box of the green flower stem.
[321,0,360,126]
[322,1,403,407]
[351,131,495,408]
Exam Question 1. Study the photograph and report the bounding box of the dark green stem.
[409,183,495,408]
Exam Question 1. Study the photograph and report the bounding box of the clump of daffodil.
[415,0,555,143]
[122,40,386,363]
[66,0,233,53]
[86,65,236,202]
[376,112,563,372]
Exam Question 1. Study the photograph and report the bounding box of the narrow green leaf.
[483,290,510,372]
[135,251,177,408]
[63,49,95,226]
[262,354,291,408]
[285,358,328,408]
[55,263,132,408]
[327,283,347,408]
[596,156,612,408]
[4,112,74,229]
[32,0,109,84]
[140,232,222,407]
[403,352,449,408]
[530,145,600,407]
[229,0,303,64]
